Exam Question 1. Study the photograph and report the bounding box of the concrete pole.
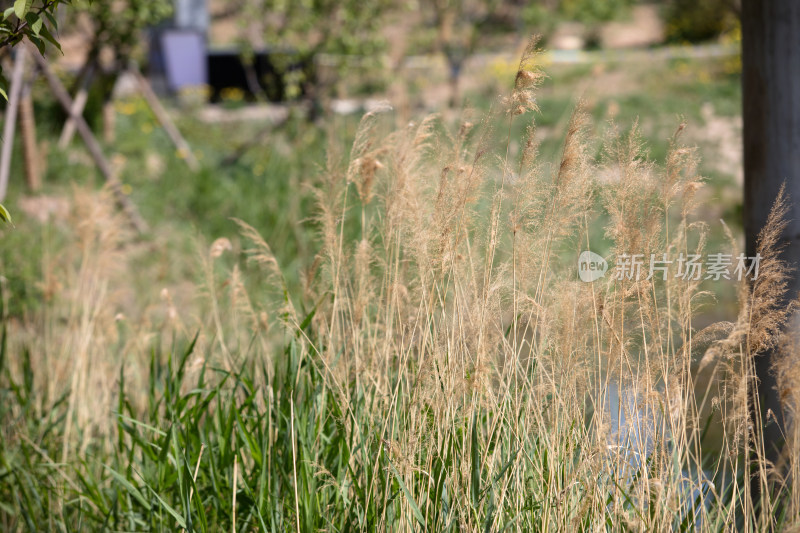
[174,0,209,33]
[742,0,800,465]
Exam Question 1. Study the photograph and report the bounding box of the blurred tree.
[427,0,633,107]
[662,0,739,43]
[0,0,68,54]
[236,0,391,118]
[67,0,172,139]
[520,0,559,44]
[428,0,501,108]
[0,0,72,95]
[74,0,172,63]
[557,0,633,48]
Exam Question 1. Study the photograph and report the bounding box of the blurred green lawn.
[0,54,743,322]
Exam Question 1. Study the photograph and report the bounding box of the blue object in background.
[161,30,207,91]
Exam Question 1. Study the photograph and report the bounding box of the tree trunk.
[742,0,800,478]
[302,59,323,123]
[447,56,463,109]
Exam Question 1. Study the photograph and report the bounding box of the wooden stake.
[28,47,148,234]
[58,62,95,149]
[19,76,40,192]
[130,66,200,171]
[0,47,26,201]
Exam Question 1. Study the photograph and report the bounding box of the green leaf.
[0,204,12,225]
[43,10,56,28]
[25,13,41,36]
[470,410,481,510]
[147,485,188,529]
[38,23,61,53]
[28,34,44,55]
[388,461,426,529]
[3,7,15,20]
[13,0,32,20]
[102,465,150,510]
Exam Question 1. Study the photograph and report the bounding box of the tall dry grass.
[2,37,799,531]
[295,36,800,530]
